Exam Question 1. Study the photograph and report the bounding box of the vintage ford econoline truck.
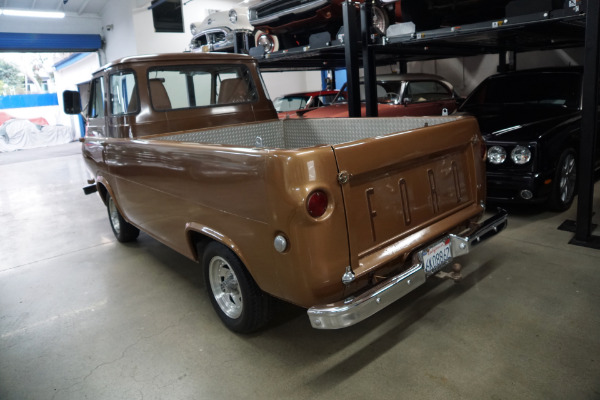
[64,53,507,333]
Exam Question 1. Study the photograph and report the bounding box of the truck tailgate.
[332,117,483,277]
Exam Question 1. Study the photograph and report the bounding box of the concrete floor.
[1,142,599,400]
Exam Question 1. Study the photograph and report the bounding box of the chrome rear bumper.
[307,208,508,329]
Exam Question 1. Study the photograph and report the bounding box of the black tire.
[202,241,273,333]
[548,148,577,211]
[106,193,140,242]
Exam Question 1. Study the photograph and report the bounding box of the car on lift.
[274,90,341,118]
[188,8,254,54]
[458,66,599,211]
[381,0,577,32]
[248,0,393,54]
[296,73,459,118]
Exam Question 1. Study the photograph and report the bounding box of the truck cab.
[64,52,278,140]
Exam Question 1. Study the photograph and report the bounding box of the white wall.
[100,0,139,64]
[409,48,584,97]
[53,53,101,135]
[262,71,324,100]
[130,0,238,56]
[0,14,102,35]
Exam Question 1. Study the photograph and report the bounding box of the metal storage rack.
[253,1,598,248]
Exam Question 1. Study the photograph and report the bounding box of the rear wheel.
[548,148,577,211]
[202,242,273,333]
[106,193,139,242]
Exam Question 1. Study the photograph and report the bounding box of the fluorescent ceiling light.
[0,9,66,18]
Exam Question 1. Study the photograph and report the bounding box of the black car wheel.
[202,241,273,333]
[548,148,577,211]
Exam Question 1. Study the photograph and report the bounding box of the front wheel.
[202,242,273,333]
[548,148,577,211]
[106,193,140,242]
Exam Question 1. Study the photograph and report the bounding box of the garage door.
[0,32,101,52]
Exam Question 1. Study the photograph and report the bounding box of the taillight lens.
[306,190,328,218]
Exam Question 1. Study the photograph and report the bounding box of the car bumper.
[250,0,330,26]
[189,29,252,53]
[307,208,508,329]
[486,171,553,203]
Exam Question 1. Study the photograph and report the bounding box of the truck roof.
[97,52,254,73]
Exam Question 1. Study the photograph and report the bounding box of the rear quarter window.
[147,64,258,111]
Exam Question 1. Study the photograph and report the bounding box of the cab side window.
[89,77,105,118]
[110,72,138,115]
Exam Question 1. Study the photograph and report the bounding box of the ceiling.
[0,0,147,17]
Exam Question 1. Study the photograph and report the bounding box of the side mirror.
[63,90,82,115]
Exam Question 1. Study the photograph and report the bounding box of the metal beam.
[342,1,361,118]
[361,2,377,117]
[572,0,600,247]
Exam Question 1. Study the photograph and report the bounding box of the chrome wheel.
[208,255,243,319]
[108,196,121,234]
[105,192,139,242]
[558,152,576,204]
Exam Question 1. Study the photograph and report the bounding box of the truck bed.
[154,116,461,149]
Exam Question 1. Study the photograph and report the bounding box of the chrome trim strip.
[250,0,329,26]
[307,208,508,329]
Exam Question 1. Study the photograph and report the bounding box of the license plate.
[421,237,453,276]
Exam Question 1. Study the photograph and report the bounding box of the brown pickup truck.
[64,52,507,333]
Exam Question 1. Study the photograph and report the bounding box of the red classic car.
[249,0,394,53]
[274,90,341,118]
[296,73,459,118]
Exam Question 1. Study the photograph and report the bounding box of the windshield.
[333,81,403,104]
[273,96,309,112]
[462,72,581,109]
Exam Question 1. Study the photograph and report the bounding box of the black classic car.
[458,67,599,211]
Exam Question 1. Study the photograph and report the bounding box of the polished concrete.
[1,142,599,400]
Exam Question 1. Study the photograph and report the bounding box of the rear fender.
[185,222,249,269]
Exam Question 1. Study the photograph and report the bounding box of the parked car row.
[295,73,459,118]
[275,67,599,212]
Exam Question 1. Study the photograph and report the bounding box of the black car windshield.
[462,72,581,109]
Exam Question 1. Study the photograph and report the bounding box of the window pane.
[148,64,257,110]
[89,77,105,118]
[110,72,138,115]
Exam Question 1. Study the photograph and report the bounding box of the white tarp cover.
[0,119,75,152]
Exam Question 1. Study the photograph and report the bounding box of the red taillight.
[306,190,328,218]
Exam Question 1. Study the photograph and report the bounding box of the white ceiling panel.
[1,0,109,17]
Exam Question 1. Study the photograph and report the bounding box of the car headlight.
[511,145,532,164]
[229,9,238,24]
[488,146,507,164]
[190,23,197,35]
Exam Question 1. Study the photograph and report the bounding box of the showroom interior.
[1,0,599,399]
